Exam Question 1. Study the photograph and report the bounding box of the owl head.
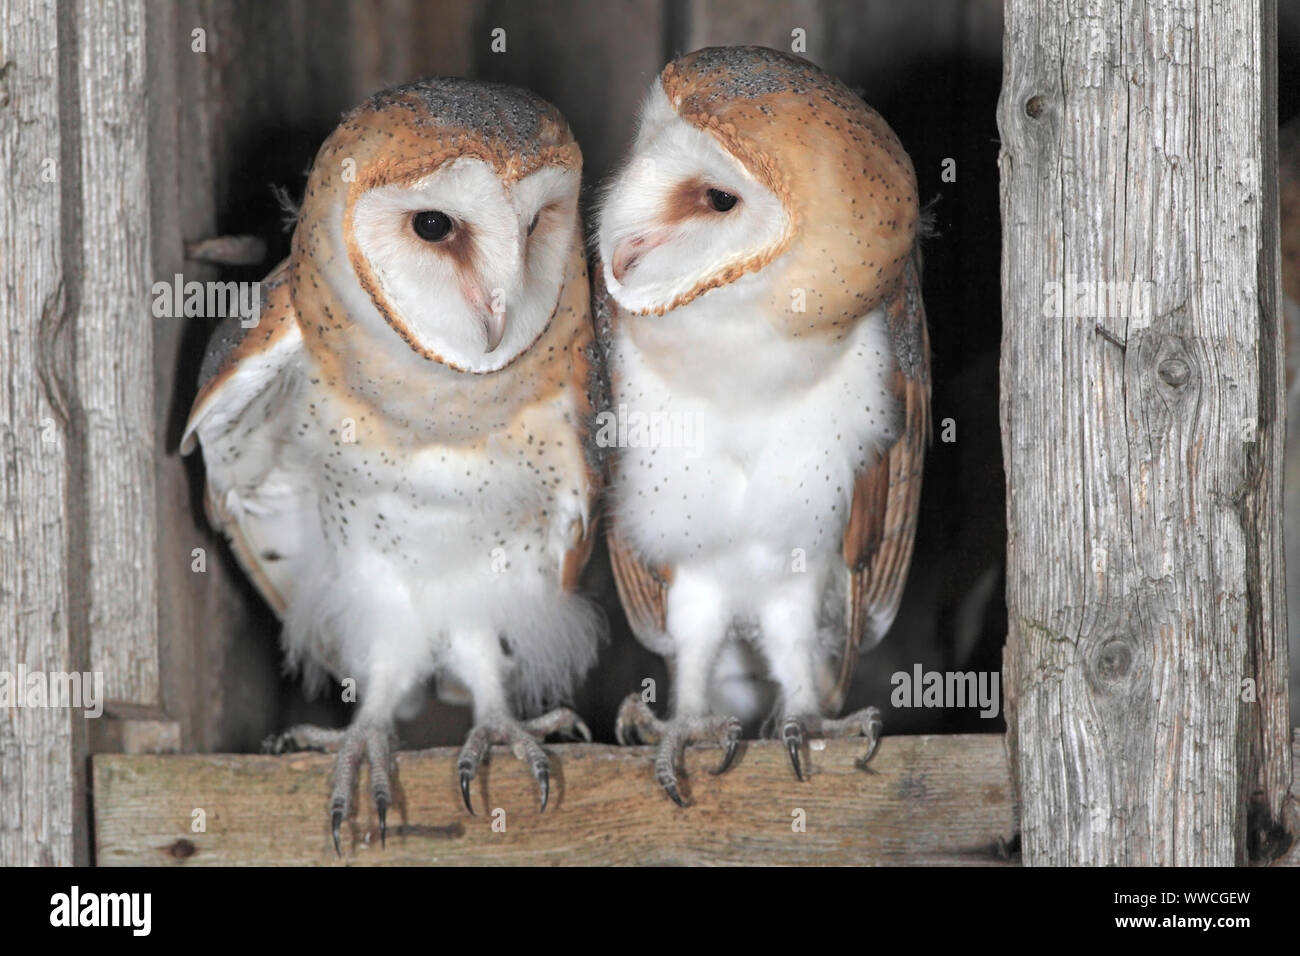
[598,47,918,335]
[294,78,583,373]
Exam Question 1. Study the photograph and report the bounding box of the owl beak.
[610,231,668,283]
[481,307,506,353]
[464,281,507,353]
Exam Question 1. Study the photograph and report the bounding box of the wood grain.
[0,0,80,867]
[93,735,1018,865]
[997,0,1289,864]
[73,0,159,706]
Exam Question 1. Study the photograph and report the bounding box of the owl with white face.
[596,47,930,804]
[183,79,604,850]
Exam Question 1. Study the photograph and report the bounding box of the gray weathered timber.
[998,0,1289,865]
[73,0,159,705]
[93,736,1019,866]
[1,0,158,866]
[0,0,81,867]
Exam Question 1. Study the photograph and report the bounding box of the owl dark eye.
[527,212,541,236]
[706,188,739,212]
[412,210,453,242]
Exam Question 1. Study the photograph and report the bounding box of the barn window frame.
[0,0,1293,866]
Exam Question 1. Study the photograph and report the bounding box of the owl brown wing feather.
[829,256,930,712]
[608,531,672,637]
[560,249,605,592]
[590,253,674,645]
[182,258,308,618]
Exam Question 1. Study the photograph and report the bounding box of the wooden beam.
[93,735,1018,865]
[0,0,81,867]
[998,0,1289,864]
[72,0,159,707]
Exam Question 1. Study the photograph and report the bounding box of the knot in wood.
[1092,636,1133,685]
[1024,95,1045,118]
[1157,356,1190,387]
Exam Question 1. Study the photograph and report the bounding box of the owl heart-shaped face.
[597,77,791,316]
[348,158,580,372]
[598,46,919,329]
[293,78,584,375]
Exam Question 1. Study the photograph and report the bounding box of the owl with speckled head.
[184,79,604,850]
[596,47,930,805]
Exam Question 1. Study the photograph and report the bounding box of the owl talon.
[782,719,805,781]
[262,724,347,755]
[291,720,397,855]
[777,707,884,778]
[459,765,477,815]
[714,739,739,776]
[616,693,741,806]
[615,693,660,745]
[457,708,575,815]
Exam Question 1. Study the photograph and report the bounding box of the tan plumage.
[184,79,603,847]
[597,47,929,802]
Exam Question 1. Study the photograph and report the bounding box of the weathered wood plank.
[349,0,478,94]
[73,0,159,706]
[998,0,1288,864]
[0,0,80,866]
[93,736,1018,865]
[476,0,667,182]
[1283,116,1300,735]
[1252,0,1291,833]
[680,0,1003,78]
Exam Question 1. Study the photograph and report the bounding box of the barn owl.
[595,47,929,804]
[182,79,604,850]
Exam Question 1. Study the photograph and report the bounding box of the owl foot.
[457,707,591,816]
[262,720,396,855]
[614,693,742,807]
[780,706,882,781]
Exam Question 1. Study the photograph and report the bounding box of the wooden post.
[0,0,81,867]
[1,0,157,866]
[998,0,1290,864]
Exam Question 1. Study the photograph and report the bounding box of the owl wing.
[590,255,674,647]
[830,254,931,712]
[559,251,606,593]
[181,259,309,618]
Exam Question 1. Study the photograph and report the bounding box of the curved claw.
[711,735,739,776]
[331,806,343,856]
[783,723,805,782]
[615,693,652,747]
[572,718,593,744]
[376,796,388,847]
[537,767,550,812]
[858,730,882,769]
[459,767,475,816]
[661,778,687,808]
